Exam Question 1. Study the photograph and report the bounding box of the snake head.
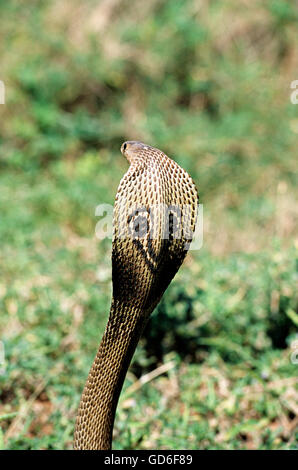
[121,141,151,164]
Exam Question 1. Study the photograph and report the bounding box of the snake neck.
[74,299,149,450]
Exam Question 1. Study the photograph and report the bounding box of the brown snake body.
[74,141,198,449]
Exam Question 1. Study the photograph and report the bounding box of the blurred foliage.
[0,0,297,450]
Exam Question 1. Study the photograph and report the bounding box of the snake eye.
[123,143,127,151]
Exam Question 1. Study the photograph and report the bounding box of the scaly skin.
[74,141,198,449]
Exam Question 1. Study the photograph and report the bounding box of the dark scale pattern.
[74,142,199,449]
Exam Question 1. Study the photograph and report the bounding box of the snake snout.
[120,142,127,154]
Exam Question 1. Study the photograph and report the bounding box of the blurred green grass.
[0,0,297,450]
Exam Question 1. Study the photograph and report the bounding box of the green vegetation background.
[0,0,297,450]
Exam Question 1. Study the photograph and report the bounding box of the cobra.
[74,141,198,449]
